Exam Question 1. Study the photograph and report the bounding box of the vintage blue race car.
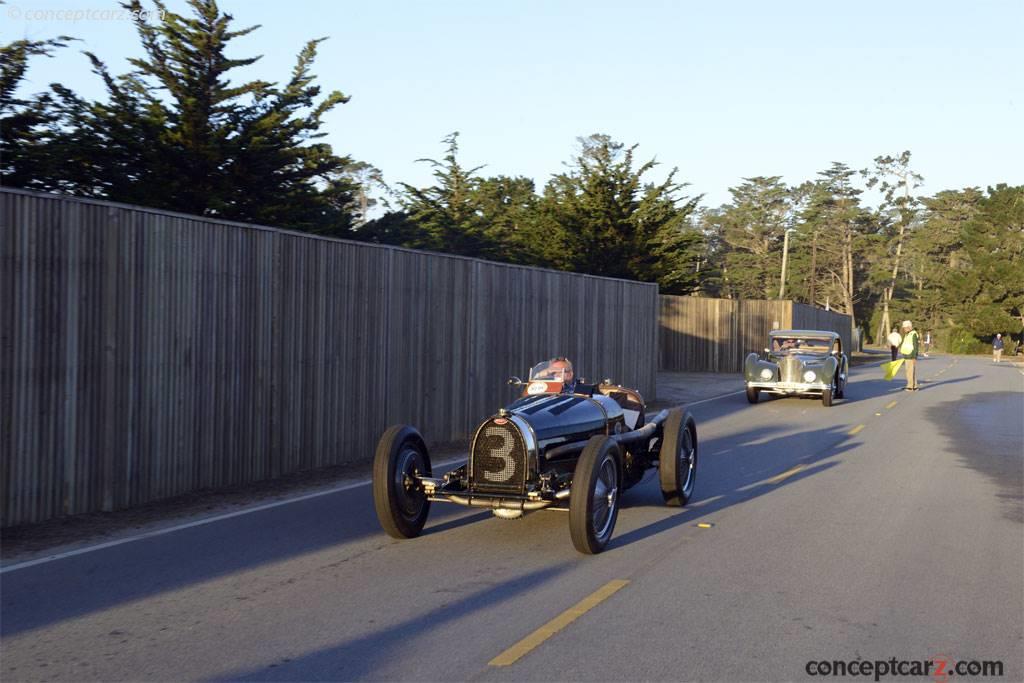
[373,358,698,554]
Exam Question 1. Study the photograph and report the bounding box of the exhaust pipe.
[434,494,554,511]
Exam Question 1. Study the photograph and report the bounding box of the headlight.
[760,368,774,380]
[803,370,817,382]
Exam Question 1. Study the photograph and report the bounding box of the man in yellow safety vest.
[900,320,920,391]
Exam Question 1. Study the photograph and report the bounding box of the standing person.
[923,330,932,357]
[993,333,1004,363]
[887,328,902,362]
[900,320,920,391]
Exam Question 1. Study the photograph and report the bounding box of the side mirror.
[507,376,523,386]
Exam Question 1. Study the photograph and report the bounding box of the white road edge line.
[1,457,468,574]
[687,390,746,406]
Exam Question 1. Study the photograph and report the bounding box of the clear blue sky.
[4,0,1022,208]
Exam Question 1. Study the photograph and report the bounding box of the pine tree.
[862,151,924,344]
[1,35,75,187]
[716,176,792,299]
[395,132,489,255]
[795,163,870,318]
[946,185,1024,336]
[536,134,703,291]
[3,0,357,232]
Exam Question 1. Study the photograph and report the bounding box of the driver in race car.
[548,357,574,385]
[532,357,579,393]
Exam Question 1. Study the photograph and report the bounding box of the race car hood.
[504,393,621,441]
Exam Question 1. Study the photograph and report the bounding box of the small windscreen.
[529,358,574,382]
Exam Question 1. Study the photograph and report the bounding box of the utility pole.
[779,228,796,299]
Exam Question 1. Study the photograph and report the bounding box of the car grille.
[780,356,803,383]
[470,418,527,494]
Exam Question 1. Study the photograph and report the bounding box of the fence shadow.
[0,486,480,638]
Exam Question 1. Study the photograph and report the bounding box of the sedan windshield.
[770,337,832,355]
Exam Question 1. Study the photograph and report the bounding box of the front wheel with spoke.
[569,436,621,554]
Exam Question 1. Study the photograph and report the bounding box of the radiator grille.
[470,419,527,494]
[780,356,802,383]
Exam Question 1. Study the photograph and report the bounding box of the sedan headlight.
[760,368,774,380]
[803,370,817,383]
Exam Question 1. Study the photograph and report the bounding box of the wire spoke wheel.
[660,408,698,507]
[591,456,618,541]
[570,436,621,554]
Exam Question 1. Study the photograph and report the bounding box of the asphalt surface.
[2,356,1022,682]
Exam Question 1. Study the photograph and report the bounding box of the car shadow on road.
[422,510,492,535]
[204,563,574,682]
[611,423,857,551]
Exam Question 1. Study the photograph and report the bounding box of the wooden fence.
[659,296,852,372]
[0,189,657,527]
[790,302,854,354]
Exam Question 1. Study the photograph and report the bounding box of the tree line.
[2,0,1021,350]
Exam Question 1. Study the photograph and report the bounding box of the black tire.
[821,387,833,407]
[373,424,432,539]
[659,408,698,506]
[569,436,621,554]
[835,373,845,399]
[745,386,760,404]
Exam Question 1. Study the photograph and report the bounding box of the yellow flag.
[882,359,904,381]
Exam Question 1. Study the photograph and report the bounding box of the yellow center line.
[885,400,898,409]
[489,579,630,666]
[766,464,805,485]
[848,424,865,435]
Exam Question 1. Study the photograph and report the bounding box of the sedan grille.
[470,418,527,494]
[780,356,803,383]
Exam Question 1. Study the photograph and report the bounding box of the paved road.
[2,356,1022,682]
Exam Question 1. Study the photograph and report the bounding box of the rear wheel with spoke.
[660,408,698,506]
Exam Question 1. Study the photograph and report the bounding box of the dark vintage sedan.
[373,358,698,554]
[744,330,848,407]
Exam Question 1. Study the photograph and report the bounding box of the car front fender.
[744,352,777,382]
